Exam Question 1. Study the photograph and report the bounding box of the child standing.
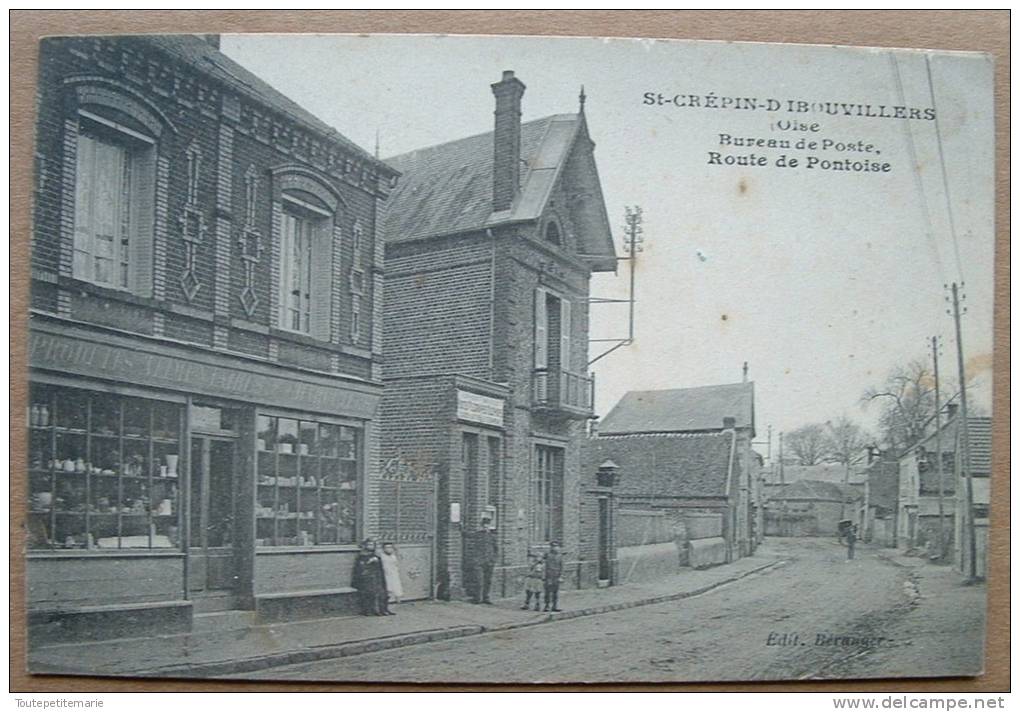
[521,553,544,611]
[543,541,564,612]
[379,541,404,609]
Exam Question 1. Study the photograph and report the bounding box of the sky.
[222,34,995,458]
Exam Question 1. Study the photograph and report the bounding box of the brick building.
[379,71,618,599]
[594,381,760,561]
[26,35,398,641]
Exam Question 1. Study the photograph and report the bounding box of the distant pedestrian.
[471,515,498,604]
[380,542,404,609]
[846,524,857,560]
[521,553,544,611]
[351,538,391,616]
[542,541,564,612]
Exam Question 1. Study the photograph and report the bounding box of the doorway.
[189,435,239,605]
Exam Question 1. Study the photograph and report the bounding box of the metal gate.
[378,455,437,600]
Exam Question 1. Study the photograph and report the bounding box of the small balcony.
[532,368,594,417]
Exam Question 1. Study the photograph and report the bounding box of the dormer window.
[544,221,562,246]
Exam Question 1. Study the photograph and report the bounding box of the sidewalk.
[28,549,787,679]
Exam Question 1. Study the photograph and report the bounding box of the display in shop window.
[27,384,182,550]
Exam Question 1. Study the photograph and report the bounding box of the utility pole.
[931,335,947,560]
[949,282,978,581]
[623,206,643,344]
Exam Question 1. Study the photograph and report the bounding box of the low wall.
[689,537,727,569]
[683,512,723,540]
[616,542,683,584]
[255,544,433,602]
[616,509,672,547]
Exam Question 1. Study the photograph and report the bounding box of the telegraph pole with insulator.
[948,282,978,581]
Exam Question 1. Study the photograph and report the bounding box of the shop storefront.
[27,317,380,641]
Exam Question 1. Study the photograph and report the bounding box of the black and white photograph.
[17,23,1000,687]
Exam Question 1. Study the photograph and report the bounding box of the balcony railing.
[532,368,594,416]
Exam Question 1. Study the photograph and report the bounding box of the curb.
[93,558,789,679]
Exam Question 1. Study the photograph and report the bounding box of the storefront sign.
[455,390,504,428]
[30,327,380,419]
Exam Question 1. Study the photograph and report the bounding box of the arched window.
[67,83,167,295]
[544,221,562,246]
[271,166,342,340]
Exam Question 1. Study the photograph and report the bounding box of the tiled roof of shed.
[587,431,736,499]
[598,382,755,436]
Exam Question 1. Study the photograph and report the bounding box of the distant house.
[896,408,992,576]
[858,451,900,547]
[766,462,861,486]
[763,480,862,537]
[954,416,992,577]
[591,381,759,566]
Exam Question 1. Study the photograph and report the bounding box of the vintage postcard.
[21,32,995,684]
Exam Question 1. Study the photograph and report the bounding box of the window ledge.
[255,545,360,555]
[28,549,185,559]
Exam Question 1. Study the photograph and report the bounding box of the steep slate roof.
[765,479,862,503]
[599,382,755,436]
[587,432,736,499]
[382,114,616,269]
[144,35,394,175]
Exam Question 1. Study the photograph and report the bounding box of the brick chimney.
[491,70,526,212]
[722,416,737,431]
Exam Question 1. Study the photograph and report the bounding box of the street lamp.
[597,459,620,488]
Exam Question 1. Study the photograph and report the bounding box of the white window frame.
[72,112,155,292]
[277,194,332,337]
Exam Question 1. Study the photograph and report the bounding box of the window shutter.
[73,135,95,281]
[560,297,572,372]
[309,220,333,341]
[534,288,548,369]
[278,214,294,328]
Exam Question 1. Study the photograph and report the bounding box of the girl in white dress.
[380,542,404,607]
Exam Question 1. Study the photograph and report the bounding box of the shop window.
[27,384,182,551]
[255,414,360,546]
[73,111,156,294]
[533,444,564,543]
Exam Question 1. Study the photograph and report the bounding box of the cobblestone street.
[242,539,986,683]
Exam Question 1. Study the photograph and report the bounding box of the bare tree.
[862,359,938,455]
[785,423,830,465]
[824,416,870,473]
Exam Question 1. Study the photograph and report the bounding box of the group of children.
[352,538,568,614]
[350,538,404,616]
[522,541,564,612]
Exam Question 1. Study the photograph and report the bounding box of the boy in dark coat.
[351,538,390,615]
[472,517,498,604]
[542,541,564,612]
